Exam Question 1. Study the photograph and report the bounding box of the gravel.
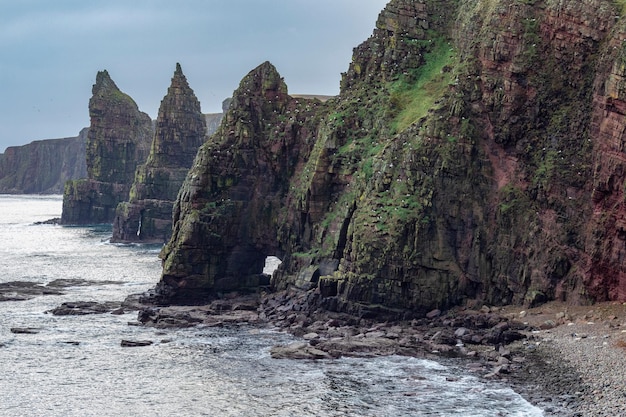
[497,313,626,416]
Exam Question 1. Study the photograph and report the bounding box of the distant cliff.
[0,128,87,194]
[112,64,208,243]
[61,70,153,224]
[151,0,626,315]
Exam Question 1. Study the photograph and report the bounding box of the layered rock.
[61,70,153,224]
[112,64,207,243]
[0,128,87,194]
[156,61,323,303]
[152,0,626,314]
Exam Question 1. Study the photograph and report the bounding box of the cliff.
[0,128,87,194]
[61,70,153,224]
[153,0,626,315]
[112,64,208,243]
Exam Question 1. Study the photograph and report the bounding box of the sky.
[0,0,389,152]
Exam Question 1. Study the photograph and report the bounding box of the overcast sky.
[0,0,389,152]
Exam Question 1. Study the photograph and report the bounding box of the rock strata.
[112,63,207,243]
[155,61,324,304]
[61,70,153,224]
[150,0,626,316]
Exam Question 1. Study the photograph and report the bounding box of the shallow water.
[0,195,544,416]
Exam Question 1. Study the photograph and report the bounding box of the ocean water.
[0,195,544,417]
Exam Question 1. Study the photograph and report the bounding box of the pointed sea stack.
[61,71,153,224]
[111,63,208,243]
[154,61,323,304]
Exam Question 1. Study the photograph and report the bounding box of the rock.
[519,311,528,318]
[270,342,333,360]
[142,0,626,317]
[303,332,319,340]
[61,70,153,225]
[49,301,121,315]
[454,327,468,337]
[121,340,153,347]
[426,309,441,319]
[540,320,558,330]
[10,327,40,334]
[0,281,64,301]
[112,63,209,244]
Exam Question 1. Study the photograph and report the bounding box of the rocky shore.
[28,284,623,415]
[117,289,623,415]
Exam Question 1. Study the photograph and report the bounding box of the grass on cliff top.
[390,40,457,133]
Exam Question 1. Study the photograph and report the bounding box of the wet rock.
[49,301,122,315]
[0,281,64,301]
[121,339,153,347]
[10,327,40,334]
[46,278,125,288]
[270,342,333,360]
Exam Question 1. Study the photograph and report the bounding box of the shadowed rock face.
[111,64,208,243]
[152,0,626,314]
[155,61,323,303]
[61,71,153,225]
[0,128,88,194]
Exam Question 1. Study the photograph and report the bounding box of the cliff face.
[112,64,208,243]
[61,71,153,224]
[0,128,87,194]
[153,0,626,314]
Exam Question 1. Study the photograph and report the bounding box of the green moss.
[614,0,626,15]
[389,39,457,133]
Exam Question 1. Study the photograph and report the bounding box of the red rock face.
[153,0,626,312]
[586,30,626,301]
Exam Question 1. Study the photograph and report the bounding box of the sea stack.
[155,61,323,304]
[61,70,153,224]
[111,63,208,243]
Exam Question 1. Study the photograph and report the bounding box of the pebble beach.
[501,302,626,416]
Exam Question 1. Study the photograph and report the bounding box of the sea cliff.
[0,128,87,194]
[150,0,626,317]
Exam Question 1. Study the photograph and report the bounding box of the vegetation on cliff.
[152,0,626,316]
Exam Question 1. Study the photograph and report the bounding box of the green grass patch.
[389,40,457,133]
[614,0,626,15]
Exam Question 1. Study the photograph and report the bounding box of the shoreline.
[55,289,626,415]
[501,302,626,416]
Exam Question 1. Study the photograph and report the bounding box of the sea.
[0,194,545,416]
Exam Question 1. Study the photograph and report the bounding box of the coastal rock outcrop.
[112,64,208,243]
[0,128,87,194]
[151,0,626,315]
[61,70,153,224]
[155,61,324,303]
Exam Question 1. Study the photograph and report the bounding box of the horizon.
[0,0,389,152]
